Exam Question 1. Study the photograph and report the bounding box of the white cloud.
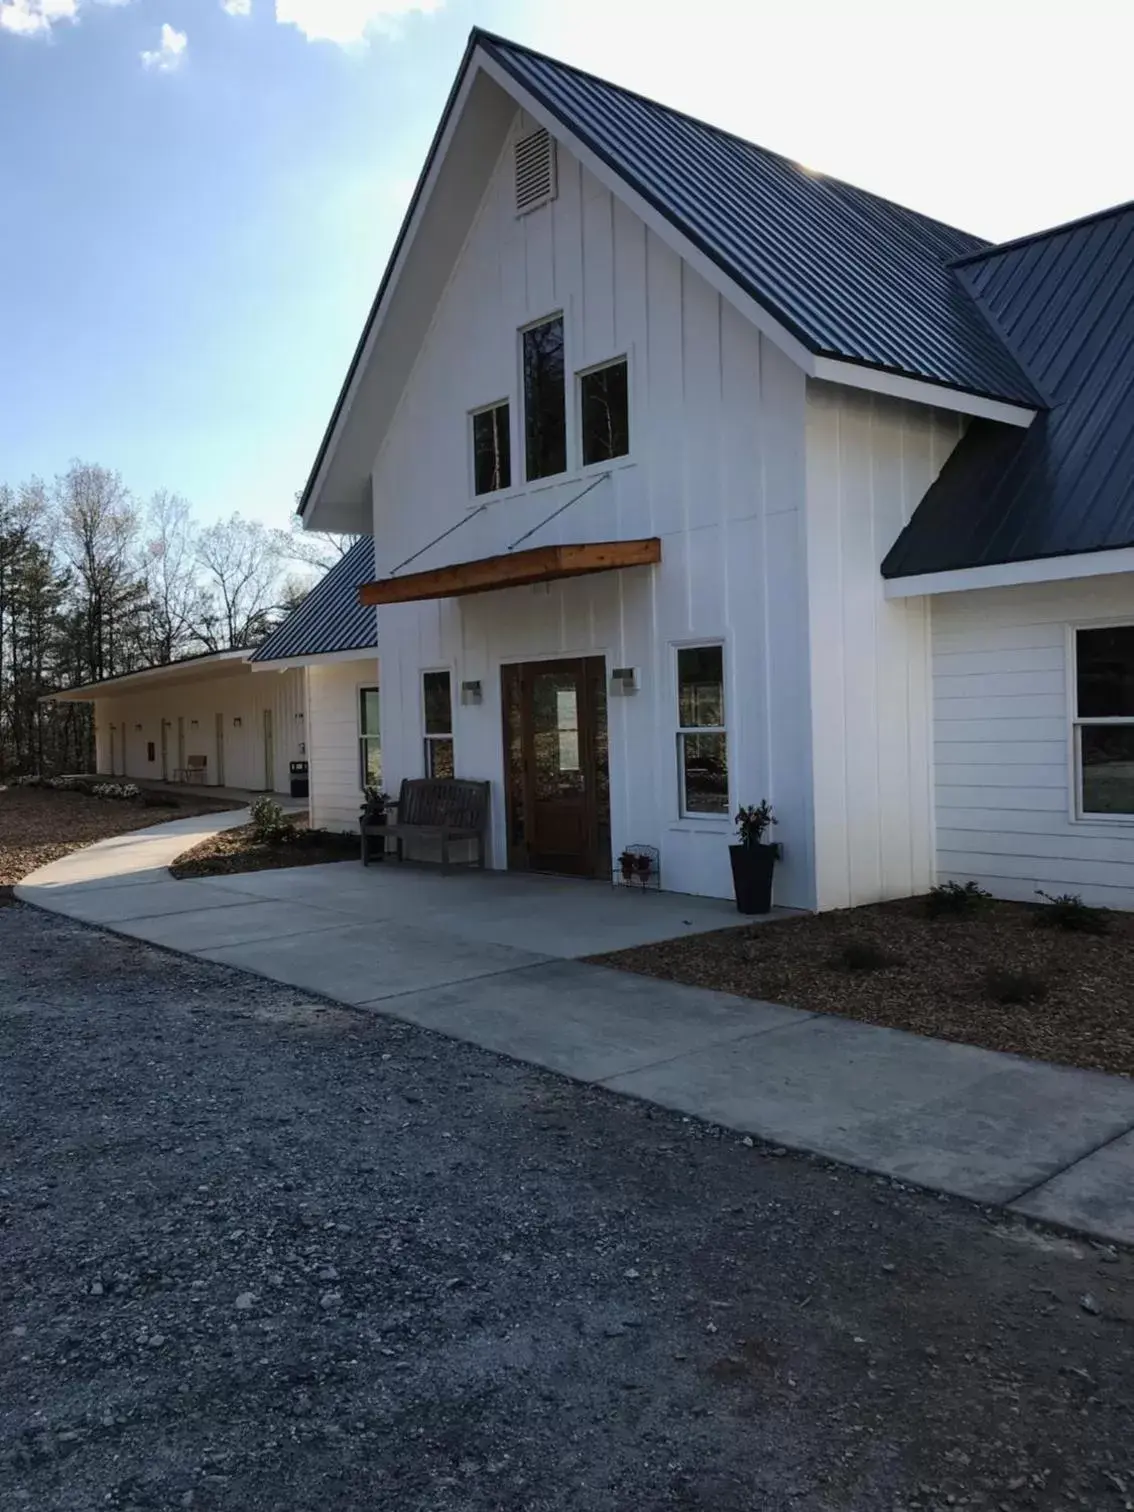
[274,0,441,46]
[0,0,128,37]
[140,20,186,70]
[221,0,251,14]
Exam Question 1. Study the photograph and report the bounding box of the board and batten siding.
[93,669,304,793]
[932,575,1134,907]
[371,114,813,903]
[804,382,964,910]
[307,660,380,833]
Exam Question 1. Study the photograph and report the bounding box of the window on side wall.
[1074,626,1134,816]
[676,645,728,817]
[359,687,381,788]
[423,670,454,778]
[579,358,629,466]
[471,401,511,496]
[522,315,566,481]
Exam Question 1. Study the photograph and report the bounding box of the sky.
[2,0,1132,532]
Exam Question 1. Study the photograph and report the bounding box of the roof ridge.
[952,198,1134,267]
[473,28,988,251]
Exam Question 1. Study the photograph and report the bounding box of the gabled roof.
[251,538,377,664]
[480,33,1041,407]
[883,202,1134,579]
[299,29,1042,532]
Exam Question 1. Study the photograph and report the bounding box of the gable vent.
[514,128,557,216]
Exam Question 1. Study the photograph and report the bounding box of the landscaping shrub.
[91,782,142,802]
[926,880,991,918]
[250,796,295,846]
[1034,890,1110,935]
[985,967,1049,1005]
[831,940,898,973]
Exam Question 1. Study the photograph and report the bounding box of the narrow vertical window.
[676,646,728,816]
[472,402,511,495]
[423,670,454,778]
[579,359,629,465]
[1074,626,1134,815]
[522,315,566,480]
[358,686,381,788]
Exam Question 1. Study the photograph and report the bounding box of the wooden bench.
[172,754,208,784]
[361,777,490,871]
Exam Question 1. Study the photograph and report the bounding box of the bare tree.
[195,514,285,650]
[54,462,146,682]
[138,490,208,665]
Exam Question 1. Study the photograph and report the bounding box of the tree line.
[0,462,346,777]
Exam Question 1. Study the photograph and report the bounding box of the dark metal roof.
[480,33,1042,407]
[882,203,1134,577]
[251,538,377,662]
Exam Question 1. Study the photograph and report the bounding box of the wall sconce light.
[460,680,483,706]
[135,723,143,731]
[295,711,305,722]
[609,667,640,696]
[190,719,198,729]
[233,717,242,729]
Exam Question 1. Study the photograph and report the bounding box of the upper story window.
[1075,626,1134,816]
[579,359,629,466]
[472,402,511,496]
[522,315,566,481]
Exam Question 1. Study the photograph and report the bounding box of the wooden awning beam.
[359,538,661,607]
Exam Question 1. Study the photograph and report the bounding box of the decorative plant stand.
[613,844,660,891]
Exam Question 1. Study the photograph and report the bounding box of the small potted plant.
[635,852,652,883]
[360,787,392,826]
[729,800,778,914]
[618,848,637,884]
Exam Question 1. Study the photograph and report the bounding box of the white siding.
[307,659,380,832]
[932,575,1134,907]
[371,118,812,903]
[93,669,304,793]
[804,381,964,910]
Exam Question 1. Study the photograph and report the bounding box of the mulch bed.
[589,897,1134,1078]
[0,786,240,887]
[171,820,360,878]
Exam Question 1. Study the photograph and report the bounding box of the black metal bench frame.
[361,777,490,871]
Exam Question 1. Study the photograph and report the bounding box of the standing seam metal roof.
[480,32,1042,407]
[882,203,1134,577]
[251,538,377,662]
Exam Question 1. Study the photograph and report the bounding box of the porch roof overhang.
[359,538,662,607]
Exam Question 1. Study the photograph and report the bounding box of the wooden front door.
[502,657,610,879]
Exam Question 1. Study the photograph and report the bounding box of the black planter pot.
[729,843,776,915]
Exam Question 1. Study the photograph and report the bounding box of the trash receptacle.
[289,759,309,799]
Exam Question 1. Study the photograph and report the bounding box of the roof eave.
[884,545,1134,598]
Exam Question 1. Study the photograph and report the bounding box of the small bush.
[250,795,295,846]
[1034,890,1110,935]
[926,880,992,919]
[985,967,1049,1005]
[91,781,142,802]
[832,940,898,973]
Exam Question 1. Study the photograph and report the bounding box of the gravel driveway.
[2,903,1132,1512]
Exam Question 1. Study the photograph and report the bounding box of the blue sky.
[2,0,1132,530]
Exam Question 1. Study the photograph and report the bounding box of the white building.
[295,31,1134,911]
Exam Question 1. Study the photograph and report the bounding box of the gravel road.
[2,902,1132,1512]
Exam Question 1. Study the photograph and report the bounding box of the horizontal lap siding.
[308,661,378,832]
[931,575,1134,907]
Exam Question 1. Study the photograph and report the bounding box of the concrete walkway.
[16,812,1134,1247]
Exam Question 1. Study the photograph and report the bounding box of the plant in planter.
[617,849,637,883]
[635,852,652,882]
[729,800,778,915]
[360,788,393,827]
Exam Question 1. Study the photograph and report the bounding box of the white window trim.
[576,352,633,474]
[422,667,455,778]
[468,398,514,502]
[358,684,381,791]
[673,640,730,822]
[1067,620,1134,825]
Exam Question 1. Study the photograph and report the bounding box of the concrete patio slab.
[197,921,551,1006]
[362,959,810,1081]
[123,899,353,953]
[35,876,255,926]
[1011,1129,1134,1246]
[602,1013,1134,1203]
